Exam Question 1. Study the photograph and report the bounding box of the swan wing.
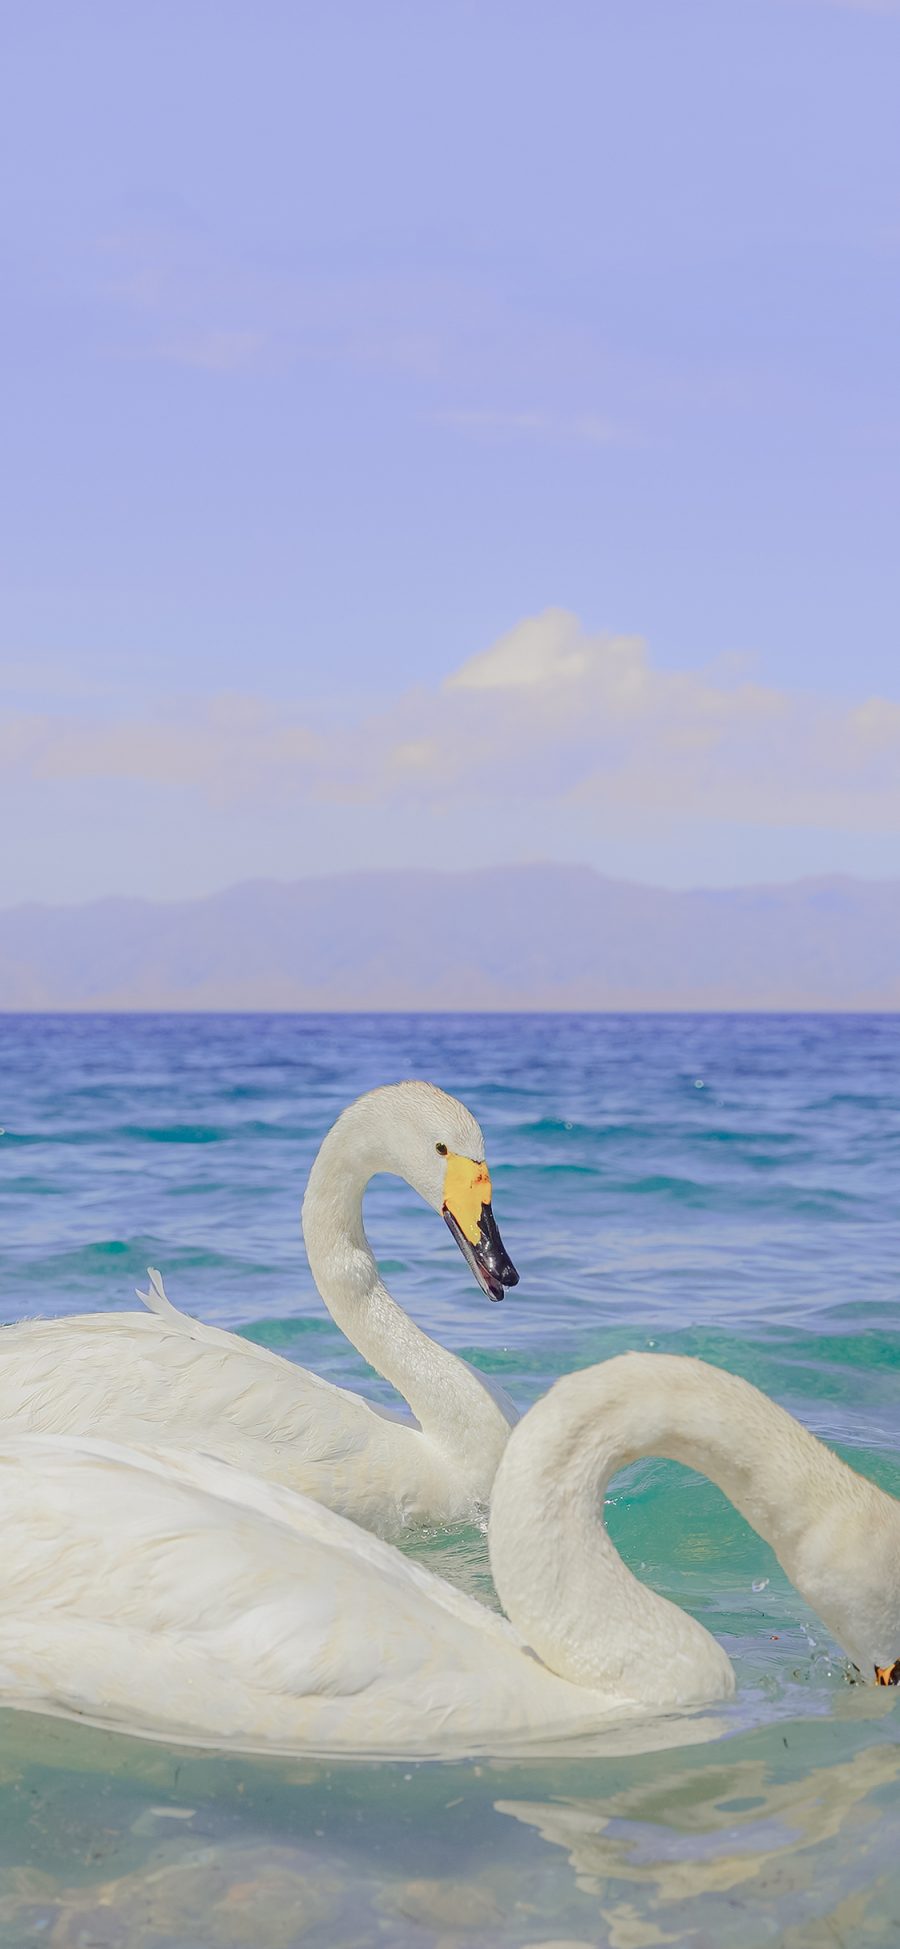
[0,1309,413,1498]
[0,1433,548,1753]
[133,1271,407,1421]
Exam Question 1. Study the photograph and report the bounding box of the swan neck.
[300,1102,510,1471]
[489,1353,900,1705]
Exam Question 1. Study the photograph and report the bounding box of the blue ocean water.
[1,1011,900,1945]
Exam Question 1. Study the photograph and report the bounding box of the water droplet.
[693,1079,704,1089]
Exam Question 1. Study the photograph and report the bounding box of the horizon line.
[3,860,900,918]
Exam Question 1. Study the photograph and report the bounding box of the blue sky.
[2,0,899,903]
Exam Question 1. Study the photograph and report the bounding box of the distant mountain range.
[1,867,899,1010]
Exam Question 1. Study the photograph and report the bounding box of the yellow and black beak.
[441,1154,519,1302]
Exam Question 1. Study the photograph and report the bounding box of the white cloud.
[446,608,641,691]
[4,610,900,835]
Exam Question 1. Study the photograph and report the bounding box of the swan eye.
[435,1142,448,1156]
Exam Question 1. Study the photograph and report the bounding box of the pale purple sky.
[2,0,899,904]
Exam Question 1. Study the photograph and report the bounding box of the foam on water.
[1,1011,899,1943]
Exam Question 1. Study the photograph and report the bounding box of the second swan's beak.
[441,1154,519,1302]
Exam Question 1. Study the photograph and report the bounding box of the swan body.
[0,1084,519,1538]
[1,1354,897,1756]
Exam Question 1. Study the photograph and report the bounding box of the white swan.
[0,1083,519,1537]
[1,1353,897,1756]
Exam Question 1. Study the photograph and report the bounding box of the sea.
[1,1010,899,1946]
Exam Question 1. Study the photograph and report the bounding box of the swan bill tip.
[443,1198,518,1302]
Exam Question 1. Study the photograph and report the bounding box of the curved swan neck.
[488,1353,900,1702]
[300,1095,510,1469]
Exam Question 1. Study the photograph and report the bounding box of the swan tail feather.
[135,1268,194,1330]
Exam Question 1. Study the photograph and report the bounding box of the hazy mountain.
[1,866,899,1010]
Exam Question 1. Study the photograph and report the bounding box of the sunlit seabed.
[1,1012,900,1943]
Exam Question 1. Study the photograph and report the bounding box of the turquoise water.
[2,1011,900,1944]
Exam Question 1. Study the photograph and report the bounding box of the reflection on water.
[2,1707,900,1947]
[497,1732,900,1945]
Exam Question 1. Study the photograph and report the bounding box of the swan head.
[325,1081,519,1302]
[792,1492,900,1688]
[397,1082,519,1303]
